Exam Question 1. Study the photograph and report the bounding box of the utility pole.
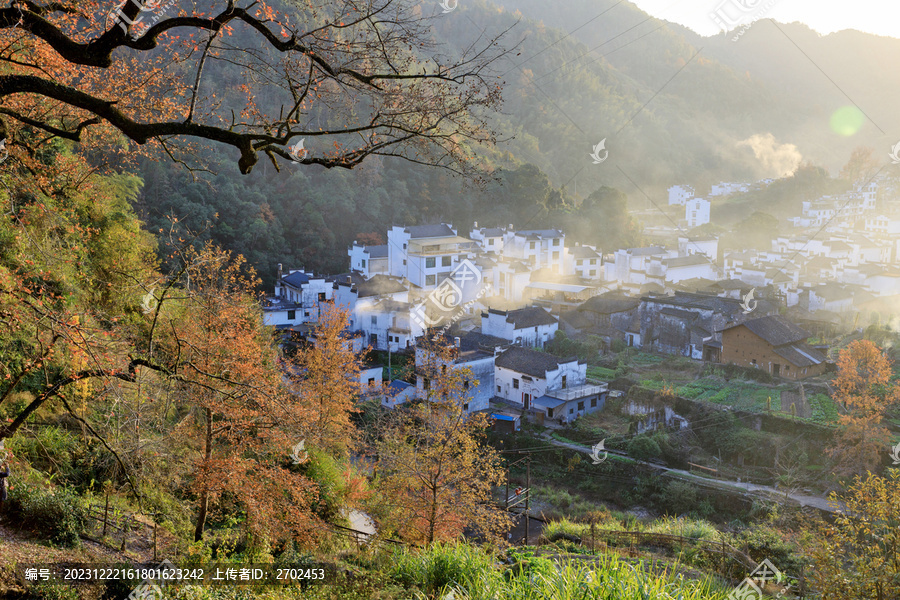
[524,455,531,546]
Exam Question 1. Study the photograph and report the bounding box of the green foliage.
[389,542,497,596]
[654,481,714,519]
[626,435,662,461]
[545,331,604,364]
[7,480,87,547]
[24,582,80,600]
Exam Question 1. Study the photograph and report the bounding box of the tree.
[840,146,880,186]
[374,339,508,544]
[808,469,900,599]
[0,1,512,174]
[827,340,899,478]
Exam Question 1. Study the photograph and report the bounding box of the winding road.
[539,434,844,513]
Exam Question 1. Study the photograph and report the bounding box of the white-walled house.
[481,307,559,348]
[678,236,718,261]
[668,185,694,205]
[567,245,603,280]
[414,332,508,413]
[685,197,710,228]
[348,243,389,278]
[663,255,718,284]
[469,224,508,254]
[494,347,606,423]
[332,274,421,350]
[263,266,333,327]
[501,229,566,274]
[386,224,481,290]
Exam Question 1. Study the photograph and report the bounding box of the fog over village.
[0,1,899,599]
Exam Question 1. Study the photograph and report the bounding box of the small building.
[382,380,416,409]
[348,243,389,278]
[720,315,827,379]
[481,306,559,349]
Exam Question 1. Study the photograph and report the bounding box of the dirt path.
[540,434,842,513]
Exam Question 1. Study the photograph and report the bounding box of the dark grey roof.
[518,229,562,238]
[480,227,505,237]
[405,224,455,238]
[559,310,593,331]
[664,255,710,268]
[773,343,826,368]
[281,271,311,287]
[579,292,640,314]
[571,246,602,259]
[660,308,698,320]
[708,279,754,292]
[456,331,509,352]
[532,395,567,409]
[356,275,408,298]
[628,246,666,256]
[726,315,810,347]
[489,306,558,329]
[495,347,574,378]
[365,244,388,258]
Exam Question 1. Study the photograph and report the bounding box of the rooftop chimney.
[473,221,478,229]
[508,224,514,231]
[454,337,461,348]
[277,263,283,280]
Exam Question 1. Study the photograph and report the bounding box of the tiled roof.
[773,342,826,368]
[571,246,602,259]
[495,347,574,378]
[356,275,408,297]
[664,255,710,268]
[405,224,455,238]
[281,271,310,287]
[490,306,558,329]
[727,315,810,347]
[579,292,640,314]
[480,227,505,237]
[365,244,388,258]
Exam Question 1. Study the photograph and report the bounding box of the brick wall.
[721,325,826,380]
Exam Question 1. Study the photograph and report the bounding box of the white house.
[493,347,606,423]
[469,223,508,254]
[332,274,419,350]
[709,182,749,197]
[481,306,559,348]
[685,197,710,228]
[567,244,603,279]
[501,229,566,274]
[263,266,334,327]
[348,243,389,278]
[668,185,694,205]
[386,224,480,290]
[414,331,508,413]
[678,236,717,260]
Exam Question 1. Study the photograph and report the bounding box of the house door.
[772,363,781,376]
[523,393,530,409]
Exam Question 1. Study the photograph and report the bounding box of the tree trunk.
[194,407,213,542]
[428,486,438,545]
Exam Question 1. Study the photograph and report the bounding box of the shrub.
[390,542,497,596]
[7,481,87,547]
[654,480,703,517]
[626,435,661,461]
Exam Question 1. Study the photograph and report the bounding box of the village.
[258,174,900,431]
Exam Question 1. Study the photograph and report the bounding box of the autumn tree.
[374,337,508,544]
[839,146,880,186]
[826,340,900,478]
[808,469,900,599]
[0,0,512,175]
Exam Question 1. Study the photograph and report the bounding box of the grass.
[587,365,617,380]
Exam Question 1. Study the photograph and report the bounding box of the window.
[590,398,597,408]
[513,378,519,389]
[361,259,366,268]
[569,408,574,414]
[463,403,469,411]
[371,315,377,325]
[426,257,436,268]
[464,380,470,389]
[577,259,584,266]
[547,408,554,418]
[403,259,406,265]
[562,375,567,389]
[589,270,596,276]
[497,385,501,393]
[529,242,536,250]
[368,378,376,386]
[488,239,495,246]
[442,365,447,375]
[423,378,430,390]
[287,310,296,320]
[578,401,585,411]
[590,259,597,265]
[442,256,451,267]
[403,243,407,249]
[552,251,559,260]
[426,274,436,286]
[318,292,326,301]
[553,238,560,246]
